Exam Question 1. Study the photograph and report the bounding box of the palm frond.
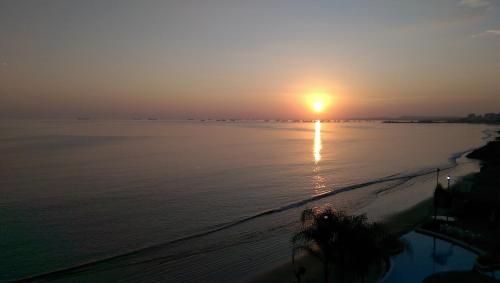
[291,227,316,245]
[291,206,397,282]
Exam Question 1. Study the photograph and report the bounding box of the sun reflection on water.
[314,120,322,164]
[312,120,327,194]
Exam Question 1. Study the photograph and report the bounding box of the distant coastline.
[383,113,500,124]
[67,112,500,125]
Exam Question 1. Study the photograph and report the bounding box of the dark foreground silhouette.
[292,208,405,283]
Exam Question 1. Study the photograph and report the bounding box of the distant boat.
[147,118,158,120]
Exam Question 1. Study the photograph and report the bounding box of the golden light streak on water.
[314,120,321,164]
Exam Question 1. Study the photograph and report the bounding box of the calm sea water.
[0,120,496,282]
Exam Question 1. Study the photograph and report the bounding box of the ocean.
[0,120,496,282]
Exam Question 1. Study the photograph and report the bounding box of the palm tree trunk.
[323,260,329,283]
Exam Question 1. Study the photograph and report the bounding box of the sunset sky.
[1,0,499,119]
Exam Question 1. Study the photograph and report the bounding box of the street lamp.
[446,175,451,222]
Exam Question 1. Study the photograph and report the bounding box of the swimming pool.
[380,231,479,283]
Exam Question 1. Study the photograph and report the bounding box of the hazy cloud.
[460,0,492,8]
[472,29,500,37]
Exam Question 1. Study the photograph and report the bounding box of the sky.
[0,0,499,119]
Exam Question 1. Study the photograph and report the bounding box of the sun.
[312,101,325,113]
[306,91,331,114]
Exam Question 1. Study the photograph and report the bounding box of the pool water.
[381,231,478,283]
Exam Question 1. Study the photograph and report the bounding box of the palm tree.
[292,207,341,283]
[292,207,400,283]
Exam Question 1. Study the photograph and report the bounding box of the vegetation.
[291,208,403,283]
